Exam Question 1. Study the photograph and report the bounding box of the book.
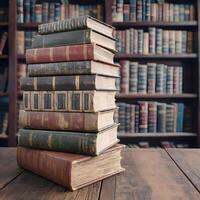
[19,109,115,132]
[176,103,184,132]
[38,16,114,38]
[138,64,147,94]
[17,145,124,191]
[26,43,114,65]
[148,102,157,132]
[0,32,7,55]
[166,105,175,132]
[138,101,148,133]
[23,90,116,112]
[129,62,138,93]
[157,103,166,133]
[18,124,119,156]
[32,29,116,52]
[147,63,156,94]
[20,75,116,91]
[27,61,119,78]
[120,60,129,93]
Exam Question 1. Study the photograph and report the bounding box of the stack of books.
[17,16,124,191]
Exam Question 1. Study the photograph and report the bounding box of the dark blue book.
[24,0,30,23]
[54,3,61,21]
[142,0,146,21]
[130,0,136,21]
[30,0,36,22]
[145,0,150,21]
[176,103,184,132]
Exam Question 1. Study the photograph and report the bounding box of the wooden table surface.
[1,148,200,200]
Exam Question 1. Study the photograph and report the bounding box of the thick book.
[32,29,116,52]
[18,124,119,156]
[27,61,119,77]
[17,145,124,191]
[19,109,115,132]
[26,43,114,65]
[23,90,116,112]
[38,15,114,38]
[20,75,117,91]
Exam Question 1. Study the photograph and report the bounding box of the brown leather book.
[25,43,114,65]
[19,109,115,132]
[17,144,124,191]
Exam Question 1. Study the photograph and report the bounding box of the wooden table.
[1,148,200,200]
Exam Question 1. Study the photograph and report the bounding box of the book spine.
[30,0,36,22]
[17,0,24,23]
[112,0,117,21]
[49,3,55,23]
[25,44,94,64]
[133,29,138,53]
[130,105,135,133]
[162,30,169,54]
[156,29,162,54]
[145,0,151,21]
[183,106,193,132]
[139,101,148,133]
[178,67,183,93]
[175,31,182,54]
[123,4,130,22]
[142,0,146,21]
[148,102,157,132]
[27,61,92,76]
[147,63,156,94]
[149,27,156,54]
[169,30,175,54]
[35,4,42,23]
[116,0,123,22]
[138,29,143,54]
[32,29,91,48]
[20,75,99,91]
[120,60,129,93]
[136,0,143,21]
[0,32,8,55]
[129,62,138,93]
[125,104,131,132]
[157,103,166,132]
[18,129,98,156]
[176,103,184,132]
[130,0,136,21]
[166,66,174,94]
[19,110,104,132]
[156,64,164,93]
[125,29,130,54]
[130,28,134,53]
[143,32,149,54]
[24,0,30,23]
[135,105,139,133]
[187,31,193,53]
[54,3,61,21]
[42,2,49,23]
[166,105,174,132]
[138,64,147,94]
[173,67,180,94]
[118,102,126,132]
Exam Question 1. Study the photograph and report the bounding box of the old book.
[117,102,126,132]
[32,29,116,52]
[17,31,25,55]
[162,30,169,54]
[26,43,114,65]
[135,105,139,133]
[130,0,136,21]
[138,101,148,133]
[0,32,7,55]
[156,64,165,93]
[125,104,131,132]
[138,64,147,94]
[23,90,116,112]
[176,103,184,132]
[156,29,162,54]
[130,105,135,133]
[17,145,124,191]
[166,66,173,94]
[157,103,166,133]
[38,15,114,38]
[166,104,175,132]
[123,4,130,21]
[27,61,119,77]
[20,75,116,91]
[120,60,129,93]
[147,63,156,94]
[149,27,156,54]
[143,32,149,54]
[19,109,115,132]
[148,101,157,133]
[129,62,138,93]
[18,124,119,156]
[125,29,130,53]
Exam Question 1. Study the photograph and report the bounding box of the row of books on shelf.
[17,0,104,23]
[17,31,37,54]
[112,0,196,22]
[116,102,193,133]
[119,61,183,94]
[127,142,190,148]
[115,28,195,54]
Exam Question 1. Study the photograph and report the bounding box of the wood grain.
[112,149,200,200]
[166,149,200,193]
[0,148,23,190]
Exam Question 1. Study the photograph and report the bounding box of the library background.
[0,0,199,148]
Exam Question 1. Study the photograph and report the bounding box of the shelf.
[0,134,8,139]
[116,93,198,99]
[0,22,8,27]
[0,55,8,59]
[115,53,198,60]
[112,21,198,28]
[118,132,197,138]
[17,23,39,30]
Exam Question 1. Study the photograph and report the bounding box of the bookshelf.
[1,0,200,147]
[105,0,200,147]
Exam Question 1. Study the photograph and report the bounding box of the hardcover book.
[23,90,116,112]
[17,144,124,191]
[18,124,119,156]
[32,29,116,52]
[20,75,117,91]
[26,43,115,65]
[19,109,116,132]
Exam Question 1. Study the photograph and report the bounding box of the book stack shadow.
[17,16,124,191]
